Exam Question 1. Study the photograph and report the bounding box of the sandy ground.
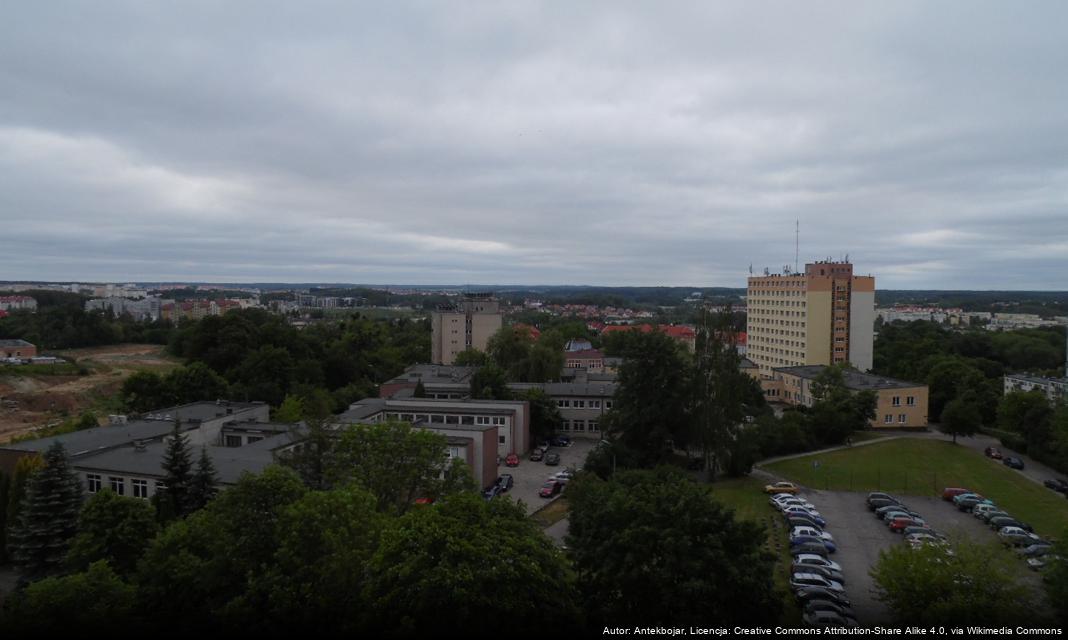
[0,344,178,443]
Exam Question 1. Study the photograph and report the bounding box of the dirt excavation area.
[0,344,178,444]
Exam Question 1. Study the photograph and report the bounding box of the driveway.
[498,438,595,514]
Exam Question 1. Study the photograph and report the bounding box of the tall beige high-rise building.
[431,293,503,365]
[746,260,875,379]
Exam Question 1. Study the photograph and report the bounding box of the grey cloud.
[1,1,1067,288]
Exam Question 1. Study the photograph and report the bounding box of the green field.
[707,477,801,624]
[763,438,1068,538]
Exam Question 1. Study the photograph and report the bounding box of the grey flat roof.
[338,396,524,424]
[0,339,34,347]
[509,382,616,397]
[1,420,182,457]
[383,364,478,385]
[140,400,264,423]
[774,366,923,391]
[74,439,279,485]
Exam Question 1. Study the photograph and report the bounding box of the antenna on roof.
[795,219,799,274]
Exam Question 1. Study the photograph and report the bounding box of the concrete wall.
[849,284,875,372]
[805,286,832,366]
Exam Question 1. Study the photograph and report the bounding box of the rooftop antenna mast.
[794,219,799,274]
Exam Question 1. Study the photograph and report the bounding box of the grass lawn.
[708,476,801,624]
[530,497,570,528]
[763,438,1068,538]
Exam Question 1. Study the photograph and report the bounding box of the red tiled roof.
[512,323,541,340]
[601,324,695,340]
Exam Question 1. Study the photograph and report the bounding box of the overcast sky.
[1,2,1066,289]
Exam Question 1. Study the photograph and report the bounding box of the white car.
[783,505,822,518]
[549,469,575,484]
[792,526,834,542]
[792,554,842,572]
[973,503,1000,519]
[772,496,816,511]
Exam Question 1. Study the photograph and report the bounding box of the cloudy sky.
[2,2,1066,289]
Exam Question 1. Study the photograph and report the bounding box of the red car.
[539,480,563,498]
[941,487,971,501]
[985,447,1003,460]
[890,517,925,533]
[505,453,519,467]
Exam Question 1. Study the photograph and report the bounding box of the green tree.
[8,442,84,581]
[871,538,1036,625]
[412,379,427,398]
[469,363,512,400]
[136,466,308,629]
[806,365,877,446]
[486,326,534,378]
[692,309,759,476]
[452,348,488,367]
[1,454,44,563]
[121,370,169,413]
[1045,532,1068,626]
[603,330,693,468]
[567,467,779,627]
[66,489,157,577]
[365,493,577,635]
[278,418,335,490]
[273,394,305,423]
[521,388,563,441]
[165,362,229,405]
[240,485,386,634]
[1,561,137,633]
[158,421,194,520]
[997,390,1053,450]
[326,421,474,514]
[940,390,982,443]
[188,447,220,512]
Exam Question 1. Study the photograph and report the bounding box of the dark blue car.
[791,535,837,553]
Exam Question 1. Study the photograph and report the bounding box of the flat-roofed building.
[337,396,531,488]
[771,365,928,429]
[747,260,875,381]
[1003,374,1068,404]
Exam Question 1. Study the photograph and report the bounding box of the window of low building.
[132,479,148,499]
[109,476,126,496]
[86,473,101,493]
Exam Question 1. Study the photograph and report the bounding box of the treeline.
[149,308,429,410]
[995,391,1068,476]
[875,289,1068,316]
[147,287,256,301]
[0,290,173,350]
[873,321,1066,434]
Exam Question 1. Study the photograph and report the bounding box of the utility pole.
[795,219,799,274]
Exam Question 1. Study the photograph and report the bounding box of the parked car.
[538,480,563,498]
[984,447,1003,459]
[955,495,992,512]
[772,496,817,511]
[785,509,827,527]
[1017,543,1054,558]
[505,453,520,467]
[941,487,971,501]
[792,526,834,542]
[1028,555,1061,571]
[550,435,572,447]
[483,485,502,500]
[552,469,575,482]
[998,527,1042,547]
[790,542,830,558]
[496,474,514,492]
[905,532,943,547]
[529,448,545,461]
[795,587,851,607]
[765,481,800,495]
[790,572,844,593]
[787,516,824,532]
[875,503,912,517]
[793,554,842,573]
[795,564,845,584]
[803,599,856,620]
[882,509,922,522]
[1003,457,1025,470]
[902,525,941,539]
[890,516,926,533]
[1043,478,1068,494]
[988,516,1025,531]
[973,503,1001,519]
[791,535,837,553]
[545,453,561,466]
[980,509,1011,523]
[803,611,856,628]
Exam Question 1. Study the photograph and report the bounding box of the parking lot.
[497,438,597,514]
[793,488,1048,625]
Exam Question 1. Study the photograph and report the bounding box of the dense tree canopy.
[567,467,779,627]
[66,490,158,577]
[8,442,83,581]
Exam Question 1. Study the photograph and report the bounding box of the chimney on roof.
[134,440,146,452]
